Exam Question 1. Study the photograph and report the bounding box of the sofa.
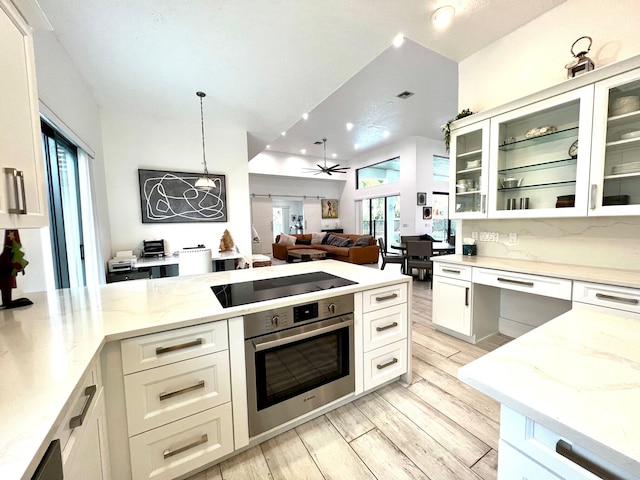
[272,232,379,265]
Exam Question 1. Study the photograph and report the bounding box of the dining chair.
[405,240,433,287]
[400,235,421,243]
[178,248,213,276]
[377,238,405,272]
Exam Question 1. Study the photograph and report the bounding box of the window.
[361,195,400,247]
[432,191,456,242]
[433,155,449,182]
[356,157,400,189]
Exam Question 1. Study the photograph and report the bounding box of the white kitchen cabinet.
[488,86,594,218]
[0,1,47,228]
[573,281,640,314]
[450,119,490,219]
[498,440,563,480]
[432,275,472,336]
[589,68,640,215]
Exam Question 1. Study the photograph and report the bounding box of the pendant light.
[194,91,216,190]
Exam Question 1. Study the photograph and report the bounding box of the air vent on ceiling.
[397,91,415,99]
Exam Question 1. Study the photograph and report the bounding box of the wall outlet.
[471,231,478,240]
[494,232,501,242]
[509,232,517,243]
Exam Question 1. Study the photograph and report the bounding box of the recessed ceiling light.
[346,122,354,131]
[300,149,306,154]
[432,5,455,29]
[354,143,360,149]
[266,145,270,149]
[393,33,405,48]
[302,113,309,120]
[332,153,337,158]
[383,130,390,138]
[281,131,286,136]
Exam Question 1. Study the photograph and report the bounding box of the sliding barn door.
[251,197,273,254]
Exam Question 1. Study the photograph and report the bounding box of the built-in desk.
[106,251,245,283]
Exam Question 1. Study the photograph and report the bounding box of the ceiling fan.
[303,138,350,175]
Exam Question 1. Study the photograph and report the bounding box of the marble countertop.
[459,304,640,475]
[0,261,407,480]
[432,254,640,289]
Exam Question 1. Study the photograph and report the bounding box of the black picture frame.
[138,168,227,223]
[417,192,426,206]
[423,206,432,220]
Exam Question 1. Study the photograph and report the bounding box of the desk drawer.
[363,304,407,352]
[573,281,640,314]
[124,351,231,436]
[473,268,572,300]
[433,262,472,281]
[362,284,408,313]
[129,403,233,480]
[121,321,228,374]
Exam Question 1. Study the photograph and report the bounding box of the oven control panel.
[244,294,353,338]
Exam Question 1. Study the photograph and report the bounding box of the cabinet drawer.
[362,283,408,313]
[363,340,407,391]
[121,321,228,374]
[129,403,234,480]
[498,439,561,480]
[473,268,572,300]
[124,351,231,436]
[56,362,101,453]
[433,262,472,281]
[363,304,408,352]
[573,281,640,314]
[500,406,629,480]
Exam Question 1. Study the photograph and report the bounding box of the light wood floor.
[187,263,512,480]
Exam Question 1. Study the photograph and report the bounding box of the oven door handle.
[252,319,352,352]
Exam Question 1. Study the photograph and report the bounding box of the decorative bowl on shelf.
[609,96,640,116]
[620,130,640,140]
[500,177,523,189]
[466,159,480,169]
[525,126,557,138]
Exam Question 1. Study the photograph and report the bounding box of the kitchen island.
[0,260,409,479]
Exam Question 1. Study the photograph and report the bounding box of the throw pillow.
[325,234,353,247]
[278,233,296,246]
[295,238,311,245]
[353,235,373,247]
[311,232,327,245]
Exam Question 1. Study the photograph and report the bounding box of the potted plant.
[442,108,474,152]
[0,229,29,308]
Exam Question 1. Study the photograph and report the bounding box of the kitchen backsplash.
[461,217,640,271]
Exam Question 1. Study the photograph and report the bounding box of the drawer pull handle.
[442,268,461,274]
[376,322,398,332]
[159,380,205,401]
[497,277,534,287]
[375,293,398,302]
[69,385,97,429]
[590,184,597,210]
[556,439,623,480]
[481,194,486,213]
[377,358,398,370]
[595,293,638,305]
[156,338,203,355]
[465,287,469,307]
[5,168,27,214]
[163,434,208,459]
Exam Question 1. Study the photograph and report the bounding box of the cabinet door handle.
[163,434,208,459]
[590,184,597,210]
[156,338,203,355]
[159,380,205,401]
[5,168,27,214]
[377,358,398,370]
[69,385,97,428]
[465,287,469,306]
[442,268,461,274]
[481,194,486,213]
[375,293,398,302]
[556,440,624,480]
[595,293,639,305]
[376,321,398,332]
[497,277,534,287]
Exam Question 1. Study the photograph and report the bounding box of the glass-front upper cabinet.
[487,86,594,218]
[590,69,640,215]
[449,119,490,219]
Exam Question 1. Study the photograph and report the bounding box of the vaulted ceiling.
[33,0,566,160]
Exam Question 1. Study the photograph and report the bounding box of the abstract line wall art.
[138,169,227,223]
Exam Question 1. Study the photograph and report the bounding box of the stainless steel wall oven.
[244,294,354,437]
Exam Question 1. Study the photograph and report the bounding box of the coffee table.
[287,249,327,263]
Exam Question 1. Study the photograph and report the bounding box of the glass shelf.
[604,171,640,180]
[498,157,576,175]
[607,109,640,126]
[456,166,482,174]
[498,126,578,151]
[606,136,640,151]
[456,149,482,159]
[456,190,481,196]
[497,180,576,192]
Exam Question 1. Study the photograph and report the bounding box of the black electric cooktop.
[211,272,358,308]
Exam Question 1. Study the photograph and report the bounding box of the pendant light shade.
[194,91,216,190]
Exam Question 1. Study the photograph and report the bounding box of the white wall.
[416,137,449,236]
[19,29,110,293]
[101,110,251,258]
[457,0,640,269]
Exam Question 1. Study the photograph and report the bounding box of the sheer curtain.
[78,148,104,287]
